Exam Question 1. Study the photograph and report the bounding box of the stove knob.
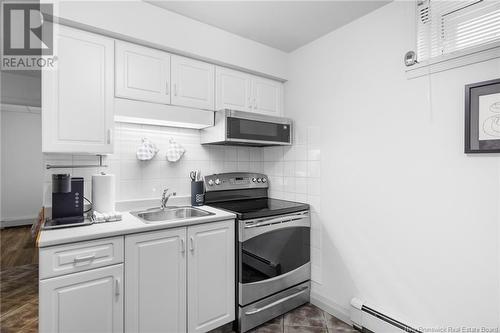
[215,178,221,185]
[252,177,257,182]
[257,178,262,183]
[262,178,267,183]
[208,179,214,186]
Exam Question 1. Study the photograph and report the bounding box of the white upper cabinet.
[187,220,235,333]
[39,264,123,333]
[215,67,252,112]
[42,25,114,154]
[115,41,171,104]
[171,56,215,110]
[215,66,283,116]
[252,76,282,116]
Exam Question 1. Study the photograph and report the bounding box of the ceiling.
[146,1,390,52]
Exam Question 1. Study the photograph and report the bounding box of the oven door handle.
[240,212,310,242]
[244,286,309,315]
[244,214,308,229]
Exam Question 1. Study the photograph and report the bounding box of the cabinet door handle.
[74,254,95,264]
[115,278,120,297]
[189,236,194,252]
[180,238,185,253]
[174,84,178,96]
[107,129,112,144]
[254,98,257,109]
[166,81,169,95]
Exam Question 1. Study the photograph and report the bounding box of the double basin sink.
[131,206,214,223]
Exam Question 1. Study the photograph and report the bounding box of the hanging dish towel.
[166,138,185,162]
[136,138,159,161]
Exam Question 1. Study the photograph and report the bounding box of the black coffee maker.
[50,174,85,225]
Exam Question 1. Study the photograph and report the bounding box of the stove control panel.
[204,172,268,192]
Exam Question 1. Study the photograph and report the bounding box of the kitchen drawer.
[39,237,124,279]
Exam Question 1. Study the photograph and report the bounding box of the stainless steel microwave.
[201,109,292,147]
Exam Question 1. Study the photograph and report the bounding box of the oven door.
[226,113,292,146]
[238,211,310,306]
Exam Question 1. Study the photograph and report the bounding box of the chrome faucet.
[160,189,176,209]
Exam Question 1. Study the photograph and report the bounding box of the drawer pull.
[73,254,96,264]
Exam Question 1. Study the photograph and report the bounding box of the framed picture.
[465,78,500,153]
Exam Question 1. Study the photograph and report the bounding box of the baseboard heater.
[350,298,422,333]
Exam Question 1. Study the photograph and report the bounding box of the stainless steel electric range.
[204,172,311,332]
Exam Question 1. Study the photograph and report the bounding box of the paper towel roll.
[92,173,116,213]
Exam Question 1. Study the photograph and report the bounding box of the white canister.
[92,173,116,213]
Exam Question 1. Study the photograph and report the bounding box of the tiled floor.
[209,303,358,333]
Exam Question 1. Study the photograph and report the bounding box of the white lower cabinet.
[39,264,123,333]
[125,220,235,333]
[39,220,235,333]
[125,228,187,333]
[187,221,235,333]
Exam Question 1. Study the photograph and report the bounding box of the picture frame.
[465,78,500,153]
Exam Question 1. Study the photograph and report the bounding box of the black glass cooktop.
[207,198,309,220]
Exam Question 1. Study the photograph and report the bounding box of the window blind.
[416,0,500,61]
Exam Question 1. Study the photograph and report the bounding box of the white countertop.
[38,203,236,248]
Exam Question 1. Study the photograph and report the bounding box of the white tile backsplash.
[307,161,321,178]
[283,177,295,193]
[224,147,238,161]
[237,147,250,162]
[42,123,264,206]
[295,161,307,177]
[283,161,295,177]
[294,145,308,161]
[295,177,308,194]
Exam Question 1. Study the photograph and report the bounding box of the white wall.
[1,72,43,224]
[42,123,264,207]
[1,109,43,223]
[1,72,41,107]
[285,1,500,330]
[53,0,288,80]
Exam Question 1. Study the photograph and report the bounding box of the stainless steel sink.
[131,206,214,223]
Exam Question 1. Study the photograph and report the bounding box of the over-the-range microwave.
[201,109,293,147]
